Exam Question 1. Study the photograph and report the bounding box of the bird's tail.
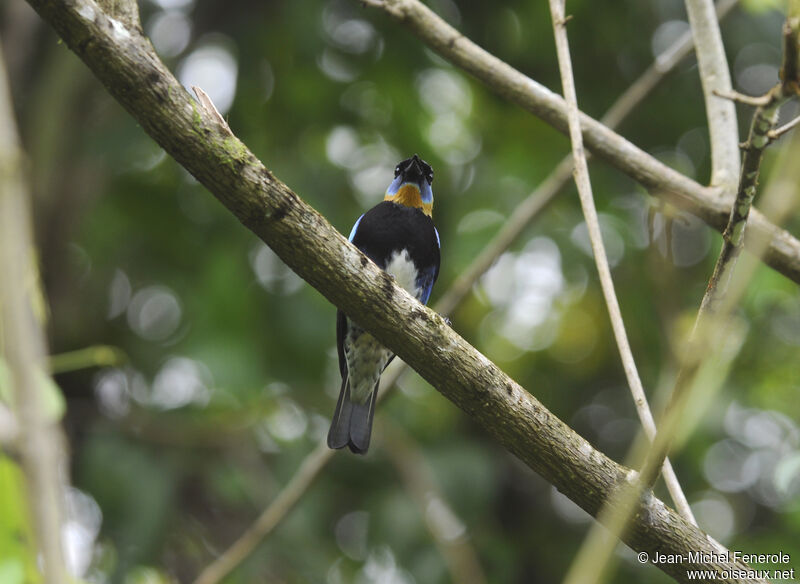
[327,375,378,454]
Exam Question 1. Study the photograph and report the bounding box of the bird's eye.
[394,166,401,177]
[426,171,434,184]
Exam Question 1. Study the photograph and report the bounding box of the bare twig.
[767,114,800,140]
[0,40,68,584]
[384,423,487,584]
[48,344,126,374]
[713,88,772,106]
[548,3,695,581]
[193,86,232,135]
[550,0,698,530]
[194,442,334,584]
[684,0,740,191]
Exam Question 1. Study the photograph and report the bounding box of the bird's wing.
[336,310,348,378]
[336,214,366,379]
[416,265,438,305]
[348,213,365,242]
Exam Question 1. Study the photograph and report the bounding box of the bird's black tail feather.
[327,375,378,454]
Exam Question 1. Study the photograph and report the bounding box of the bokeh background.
[2,0,800,582]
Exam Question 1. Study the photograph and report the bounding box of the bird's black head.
[394,154,434,186]
[385,154,435,216]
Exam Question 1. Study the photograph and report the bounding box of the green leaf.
[0,455,41,584]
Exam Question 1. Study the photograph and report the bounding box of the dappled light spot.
[265,397,308,442]
[703,401,800,509]
[570,215,625,268]
[326,125,360,169]
[416,69,472,117]
[416,69,480,164]
[775,452,800,499]
[703,439,759,493]
[107,269,131,320]
[651,20,689,58]
[456,209,505,234]
[249,242,304,295]
[482,237,565,352]
[127,285,183,341]
[318,48,359,83]
[63,487,103,579]
[146,0,194,10]
[151,357,212,410]
[147,10,192,58]
[671,214,711,267]
[360,546,414,584]
[734,43,781,95]
[690,491,736,542]
[94,368,132,418]
[335,510,369,561]
[328,19,379,56]
[425,113,482,165]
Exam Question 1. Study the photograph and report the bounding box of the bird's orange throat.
[385,184,433,217]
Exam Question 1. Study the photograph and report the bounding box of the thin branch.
[360,0,800,285]
[684,0,740,191]
[194,443,334,584]
[384,423,487,584]
[713,88,772,106]
[642,17,800,488]
[0,39,68,584]
[193,86,231,135]
[48,344,126,374]
[550,0,697,528]
[767,113,800,140]
[25,1,769,582]
[548,3,691,582]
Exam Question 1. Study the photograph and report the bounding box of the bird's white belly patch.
[384,249,421,299]
[343,249,421,404]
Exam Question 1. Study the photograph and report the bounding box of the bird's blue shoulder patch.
[348,214,365,242]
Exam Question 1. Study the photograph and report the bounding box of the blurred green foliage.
[2,0,800,582]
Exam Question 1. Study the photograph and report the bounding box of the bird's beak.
[401,155,426,187]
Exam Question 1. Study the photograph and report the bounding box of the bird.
[327,154,441,454]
